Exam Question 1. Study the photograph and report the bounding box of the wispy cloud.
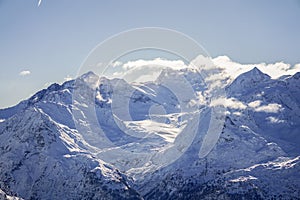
[19,70,31,76]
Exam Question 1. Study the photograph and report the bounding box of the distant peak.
[244,67,270,79]
[229,67,271,91]
[292,71,300,80]
[250,67,262,74]
[76,71,100,89]
[79,71,98,79]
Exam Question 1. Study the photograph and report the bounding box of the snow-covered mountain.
[0,67,299,199]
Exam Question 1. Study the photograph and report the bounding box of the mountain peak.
[227,67,271,95]
[292,71,300,80]
[247,67,269,77]
[79,71,99,80]
[251,66,261,73]
[77,71,100,89]
[235,66,270,81]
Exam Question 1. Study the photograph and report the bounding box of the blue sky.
[0,0,300,108]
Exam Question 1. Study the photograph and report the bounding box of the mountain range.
[0,66,299,200]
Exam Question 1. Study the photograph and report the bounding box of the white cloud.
[248,100,283,113]
[113,64,165,82]
[294,63,300,69]
[122,58,187,71]
[211,99,283,113]
[189,55,229,92]
[254,103,283,113]
[19,70,31,76]
[101,55,300,84]
[189,54,215,70]
[210,97,247,110]
[266,116,285,123]
[109,58,189,82]
[213,55,300,80]
[248,100,262,108]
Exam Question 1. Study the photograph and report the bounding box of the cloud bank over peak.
[99,55,299,84]
[212,55,300,80]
